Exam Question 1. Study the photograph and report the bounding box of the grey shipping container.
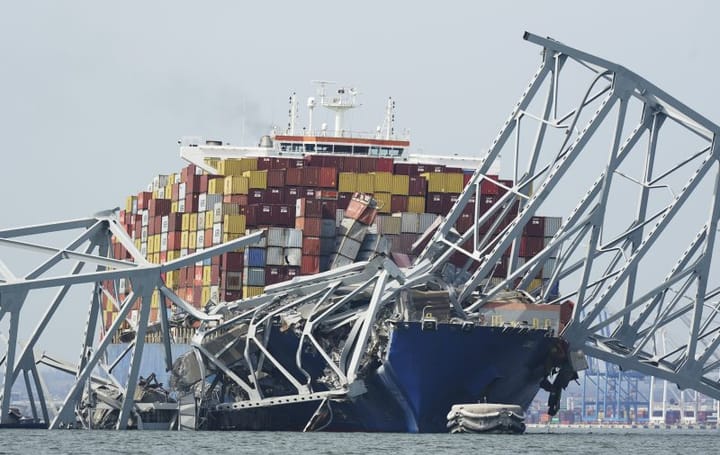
[331,254,355,269]
[337,237,362,260]
[377,214,402,235]
[400,212,419,233]
[285,228,303,248]
[338,218,367,243]
[320,219,337,238]
[336,209,345,227]
[542,258,557,279]
[418,213,438,233]
[320,237,335,256]
[544,216,562,237]
[242,267,265,286]
[266,246,285,265]
[267,227,286,247]
[285,247,302,266]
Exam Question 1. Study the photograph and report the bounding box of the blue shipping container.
[244,247,267,267]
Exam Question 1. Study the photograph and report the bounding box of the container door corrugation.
[243,267,265,286]
[400,212,419,233]
[418,213,438,234]
[391,174,410,195]
[337,237,362,259]
[266,246,285,266]
[285,228,303,248]
[543,216,562,237]
[267,227,286,247]
[244,247,267,267]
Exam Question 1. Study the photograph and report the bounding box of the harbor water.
[0,428,717,454]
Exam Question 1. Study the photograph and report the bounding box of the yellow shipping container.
[243,170,268,189]
[182,213,190,231]
[357,173,375,193]
[243,286,264,298]
[165,270,179,288]
[151,290,160,309]
[134,239,141,250]
[217,158,258,176]
[189,213,198,232]
[338,172,358,193]
[373,172,393,193]
[150,253,160,264]
[423,172,445,193]
[224,214,247,234]
[445,173,465,193]
[180,231,189,249]
[202,266,212,286]
[223,232,245,245]
[147,235,156,254]
[126,196,136,213]
[189,231,197,250]
[205,210,214,228]
[208,178,224,195]
[171,201,179,213]
[528,278,543,291]
[201,286,212,305]
[165,183,173,200]
[166,250,180,261]
[374,192,392,213]
[408,196,426,213]
[224,176,250,195]
[391,174,410,195]
[204,157,220,169]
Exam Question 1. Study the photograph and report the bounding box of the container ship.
[102,83,575,432]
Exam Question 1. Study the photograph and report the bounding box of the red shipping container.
[249,189,266,204]
[479,195,498,213]
[171,183,180,201]
[182,164,198,181]
[425,193,444,214]
[159,251,167,263]
[480,175,500,195]
[185,194,200,213]
[302,167,320,187]
[223,194,249,206]
[359,157,377,173]
[167,213,183,232]
[315,189,338,200]
[322,155,343,170]
[194,266,204,282]
[221,252,244,271]
[463,172,473,187]
[408,176,427,196]
[391,195,408,213]
[153,215,162,234]
[246,204,273,226]
[305,155,324,167]
[524,216,546,237]
[205,228,213,248]
[185,175,202,195]
[303,187,316,198]
[271,204,294,227]
[222,290,243,302]
[193,287,203,308]
[137,192,153,210]
[300,255,321,275]
[318,167,338,188]
[520,236,545,257]
[498,179,514,196]
[296,217,322,237]
[442,193,460,215]
[285,266,300,281]
[302,236,321,255]
[148,217,156,236]
[265,266,286,286]
[167,232,182,250]
[267,169,286,187]
[119,210,127,224]
[296,198,323,218]
[445,166,464,174]
[266,187,286,204]
[376,158,394,172]
[256,157,272,170]
[393,163,413,175]
[321,199,338,218]
[286,168,303,186]
[338,192,352,209]
[342,156,361,172]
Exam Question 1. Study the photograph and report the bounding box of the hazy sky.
[1,1,719,356]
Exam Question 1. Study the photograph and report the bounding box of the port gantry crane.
[2,32,720,429]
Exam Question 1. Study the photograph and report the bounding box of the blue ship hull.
[202,322,559,432]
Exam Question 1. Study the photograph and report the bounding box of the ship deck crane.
[2,32,720,429]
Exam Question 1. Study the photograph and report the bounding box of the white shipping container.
[197,212,205,230]
[131,198,138,215]
[195,248,204,266]
[212,223,223,245]
[141,226,148,243]
[285,248,302,266]
[198,193,207,212]
[285,228,303,248]
[336,209,345,227]
[197,231,205,249]
[267,227,286,247]
[157,187,166,199]
[141,210,149,227]
[210,285,220,303]
[400,212,419,234]
[118,278,127,294]
[178,199,186,213]
[179,182,187,200]
[140,243,147,258]
[153,175,169,190]
[266,246,285,265]
[160,232,168,252]
[206,194,223,209]
[180,248,188,257]
[161,215,169,233]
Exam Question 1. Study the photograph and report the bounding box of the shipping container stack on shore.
[102,155,561,333]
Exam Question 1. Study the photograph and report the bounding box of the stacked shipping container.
[105,155,561,331]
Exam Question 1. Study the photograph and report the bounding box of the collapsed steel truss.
[2,31,720,429]
[414,32,720,398]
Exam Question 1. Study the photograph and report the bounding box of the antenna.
[287,92,298,135]
[383,97,396,140]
